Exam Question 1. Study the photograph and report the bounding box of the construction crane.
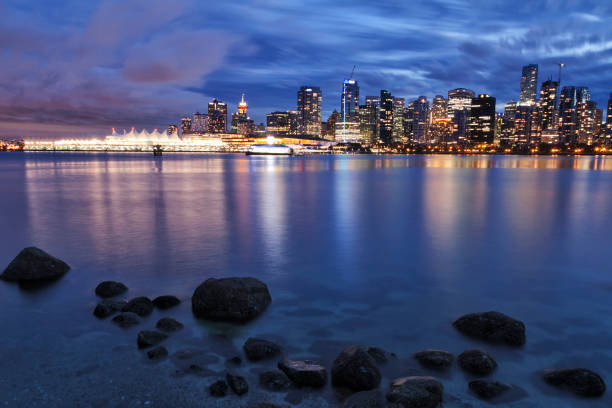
[349,65,357,79]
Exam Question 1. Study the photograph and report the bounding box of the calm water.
[1,152,612,407]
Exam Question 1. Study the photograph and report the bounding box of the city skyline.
[1,0,612,139]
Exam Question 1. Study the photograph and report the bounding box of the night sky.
[1,0,611,138]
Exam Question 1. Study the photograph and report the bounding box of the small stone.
[542,368,606,397]
[147,346,168,360]
[469,380,511,399]
[137,330,168,349]
[93,299,126,318]
[111,312,141,328]
[344,389,386,408]
[243,337,282,361]
[1,247,70,282]
[209,380,228,397]
[386,376,443,408]
[152,295,180,309]
[278,358,327,388]
[156,317,184,332]
[332,345,381,391]
[453,311,525,346]
[95,281,128,298]
[458,349,497,376]
[226,372,249,395]
[259,370,292,391]
[122,297,154,317]
[414,350,454,370]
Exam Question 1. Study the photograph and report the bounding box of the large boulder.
[137,330,168,349]
[386,376,443,408]
[1,247,70,282]
[209,380,228,397]
[469,380,511,400]
[458,349,497,376]
[152,295,180,309]
[414,350,453,370]
[93,299,127,318]
[95,281,127,298]
[122,297,154,317]
[453,311,525,346]
[331,345,381,391]
[542,368,606,397]
[226,372,249,395]
[278,358,327,388]
[243,337,282,361]
[191,277,271,323]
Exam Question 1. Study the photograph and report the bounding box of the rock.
[243,337,282,361]
[453,311,525,346]
[111,312,141,328]
[226,372,248,395]
[191,277,272,322]
[259,370,292,391]
[365,346,395,364]
[122,297,154,317]
[344,389,386,408]
[152,295,180,309]
[247,403,291,408]
[414,350,454,370]
[137,330,168,349]
[278,358,327,388]
[469,380,511,400]
[1,247,70,282]
[209,380,228,397]
[95,281,127,298]
[458,349,497,376]
[156,317,184,332]
[542,368,606,397]
[93,299,127,318]
[332,345,381,391]
[147,346,168,360]
[227,356,242,365]
[386,376,443,408]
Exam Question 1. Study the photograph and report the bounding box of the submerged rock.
[137,330,168,349]
[243,337,282,361]
[95,281,127,298]
[386,376,443,408]
[1,247,70,282]
[453,311,525,346]
[331,345,381,391]
[191,277,272,322]
[111,312,141,328]
[259,370,292,392]
[226,372,249,395]
[343,389,386,408]
[93,299,127,318]
[147,346,168,360]
[365,346,395,364]
[152,295,180,309]
[458,349,497,376]
[542,368,606,397]
[156,317,184,332]
[122,297,154,317]
[469,380,511,400]
[414,350,454,370]
[278,358,327,388]
[209,380,228,397]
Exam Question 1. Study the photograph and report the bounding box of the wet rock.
[209,380,228,397]
[259,370,292,391]
[365,346,395,364]
[542,368,606,397]
[414,350,454,370]
[111,312,141,328]
[244,337,282,361]
[278,358,327,388]
[95,281,127,298]
[147,346,168,360]
[331,345,381,391]
[453,311,525,346]
[469,379,511,400]
[156,317,184,332]
[1,247,70,282]
[122,297,154,317]
[344,389,386,408]
[458,349,497,376]
[226,372,248,395]
[152,295,180,309]
[137,330,168,349]
[93,299,126,318]
[227,356,242,365]
[191,277,272,322]
[386,376,443,408]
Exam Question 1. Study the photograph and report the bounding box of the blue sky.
[0,0,611,138]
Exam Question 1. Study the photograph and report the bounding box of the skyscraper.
[359,104,378,143]
[429,95,452,143]
[341,79,359,123]
[266,112,290,137]
[392,97,405,142]
[192,112,209,133]
[365,96,380,107]
[326,110,340,141]
[520,64,538,104]
[539,80,559,130]
[576,100,597,144]
[404,102,414,141]
[180,117,192,135]
[168,124,178,136]
[412,96,429,142]
[447,88,474,118]
[559,86,590,144]
[230,94,253,136]
[297,86,322,137]
[208,99,228,133]
[606,93,612,139]
[379,90,394,144]
[467,94,496,143]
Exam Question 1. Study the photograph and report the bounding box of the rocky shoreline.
[1,247,608,407]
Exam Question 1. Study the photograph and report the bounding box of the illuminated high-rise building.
[192,112,209,133]
[379,90,394,144]
[237,93,248,115]
[266,112,290,137]
[297,86,322,137]
[208,99,228,133]
[447,88,475,118]
[429,95,452,143]
[467,94,496,143]
[168,124,178,136]
[559,86,590,144]
[520,64,538,104]
[326,110,340,141]
[180,117,192,134]
[606,93,612,140]
[539,80,559,130]
[287,110,299,136]
[341,79,359,123]
[577,100,597,144]
[412,96,429,142]
[365,96,379,107]
[404,102,414,141]
[392,97,405,142]
[359,104,378,143]
[230,94,252,135]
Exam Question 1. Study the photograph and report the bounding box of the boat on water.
[246,144,293,156]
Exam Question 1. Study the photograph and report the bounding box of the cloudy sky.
[0,0,611,138]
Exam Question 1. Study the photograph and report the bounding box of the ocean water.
[1,152,611,407]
